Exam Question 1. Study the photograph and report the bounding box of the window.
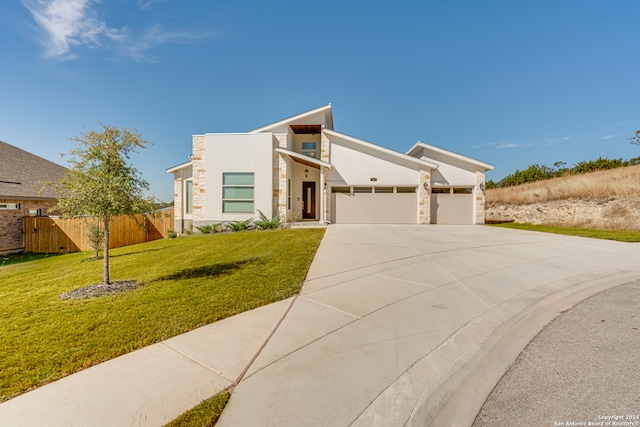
[432,188,449,194]
[0,203,20,210]
[287,178,291,209]
[185,180,193,214]
[301,142,317,158]
[222,173,254,213]
[374,187,394,193]
[453,187,473,194]
[353,187,372,193]
[396,187,416,193]
[332,186,351,193]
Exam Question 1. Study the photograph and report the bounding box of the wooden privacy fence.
[24,208,174,253]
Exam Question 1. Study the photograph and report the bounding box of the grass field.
[488,222,640,242]
[486,164,640,205]
[0,229,325,403]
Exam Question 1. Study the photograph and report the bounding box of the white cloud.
[472,141,534,149]
[543,136,572,146]
[496,142,534,149]
[598,134,618,140]
[118,24,208,62]
[22,0,210,61]
[137,0,167,10]
[22,0,124,59]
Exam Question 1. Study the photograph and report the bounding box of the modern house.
[0,141,68,253]
[167,104,493,232]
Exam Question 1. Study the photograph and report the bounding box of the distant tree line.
[486,156,640,189]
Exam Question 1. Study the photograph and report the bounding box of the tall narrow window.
[287,178,291,209]
[222,173,254,213]
[185,180,193,214]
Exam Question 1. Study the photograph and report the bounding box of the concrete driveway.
[2,224,638,426]
[217,224,640,427]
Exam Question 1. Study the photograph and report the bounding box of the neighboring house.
[0,141,67,253]
[167,104,493,232]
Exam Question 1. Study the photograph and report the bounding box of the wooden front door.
[302,182,316,219]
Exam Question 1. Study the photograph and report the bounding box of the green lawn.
[0,229,325,402]
[487,222,640,242]
[165,390,231,427]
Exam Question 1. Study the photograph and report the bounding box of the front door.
[302,182,316,219]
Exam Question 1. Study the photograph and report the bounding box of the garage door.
[430,187,474,224]
[330,186,417,224]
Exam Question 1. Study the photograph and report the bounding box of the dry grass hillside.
[485,165,640,230]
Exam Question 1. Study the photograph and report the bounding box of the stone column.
[418,167,431,224]
[475,170,486,224]
[191,135,206,226]
[274,134,288,222]
[173,171,183,233]
[320,131,331,163]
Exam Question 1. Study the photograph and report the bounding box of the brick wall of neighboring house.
[0,199,57,254]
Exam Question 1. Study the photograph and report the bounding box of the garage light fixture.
[423,182,429,190]
[480,183,485,192]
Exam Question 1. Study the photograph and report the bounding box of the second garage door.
[430,187,474,224]
[330,186,417,224]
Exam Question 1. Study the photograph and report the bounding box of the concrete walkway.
[1,225,639,426]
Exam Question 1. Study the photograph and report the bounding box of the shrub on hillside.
[497,157,631,187]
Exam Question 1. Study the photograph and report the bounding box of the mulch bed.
[60,280,141,300]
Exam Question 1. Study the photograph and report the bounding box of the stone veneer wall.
[191,135,207,224]
[418,168,431,224]
[274,134,288,221]
[173,173,183,232]
[0,199,57,254]
[321,132,331,222]
[475,171,486,224]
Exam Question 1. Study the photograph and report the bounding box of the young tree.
[51,124,157,284]
[630,130,640,146]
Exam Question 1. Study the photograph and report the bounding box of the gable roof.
[406,141,494,171]
[324,129,438,169]
[0,141,68,200]
[250,104,334,134]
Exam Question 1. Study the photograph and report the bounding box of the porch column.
[319,168,326,224]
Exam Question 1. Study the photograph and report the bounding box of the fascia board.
[275,147,333,169]
[324,129,438,169]
[410,141,494,171]
[166,161,193,173]
[249,104,333,133]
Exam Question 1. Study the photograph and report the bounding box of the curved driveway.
[218,224,640,427]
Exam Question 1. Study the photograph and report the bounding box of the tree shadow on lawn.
[0,252,66,266]
[156,258,260,281]
[109,247,167,259]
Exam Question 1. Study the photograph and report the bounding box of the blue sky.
[2,1,639,202]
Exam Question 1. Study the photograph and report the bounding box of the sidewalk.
[0,299,295,426]
[1,225,639,426]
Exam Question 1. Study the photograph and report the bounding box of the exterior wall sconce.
[370,177,377,182]
[480,182,485,192]
[304,168,309,178]
[423,182,429,190]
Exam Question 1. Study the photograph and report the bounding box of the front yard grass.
[0,228,325,402]
[487,222,640,242]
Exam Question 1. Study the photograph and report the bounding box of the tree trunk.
[103,216,110,284]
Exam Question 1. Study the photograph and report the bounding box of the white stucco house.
[167,104,493,232]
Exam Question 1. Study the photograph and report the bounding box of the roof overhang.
[406,141,494,171]
[323,129,438,169]
[166,161,193,174]
[250,104,334,134]
[275,147,333,169]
